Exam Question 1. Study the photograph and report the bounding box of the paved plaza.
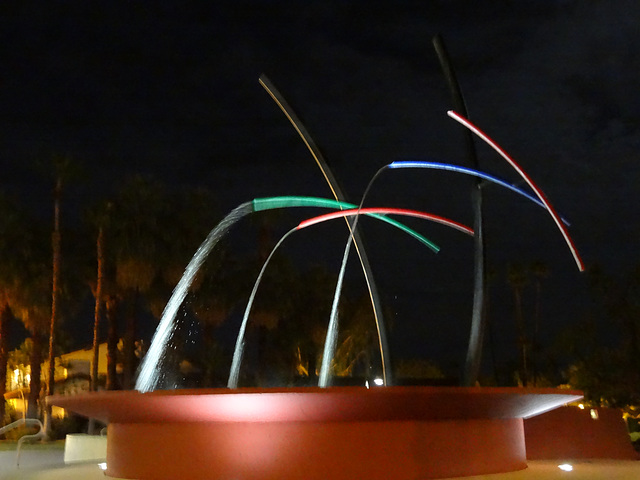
[0,448,639,480]
[0,447,106,479]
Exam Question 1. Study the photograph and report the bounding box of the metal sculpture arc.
[259,75,393,384]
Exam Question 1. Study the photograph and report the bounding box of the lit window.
[558,464,573,471]
[578,403,585,410]
[373,378,384,386]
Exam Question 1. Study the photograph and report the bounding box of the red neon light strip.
[297,207,474,236]
[447,110,585,272]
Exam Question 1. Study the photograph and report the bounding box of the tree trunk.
[122,289,138,390]
[307,348,317,383]
[88,227,105,434]
[91,227,105,391]
[106,296,120,390]
[27,332,44,419]
[0,304,10,424]
[45,177,62,435]
[514,288,528,386]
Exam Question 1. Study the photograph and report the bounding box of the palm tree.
[105,294,120,390]
[19,303,50,419]
[83,214,108,434]
[109,176,167,389]
[280,265,335,384]
[84,201,114,392]
[332,295,379,381]
[0,193,39,424]
[108,177,224,389]
[91,225,105,392]
[0,305,11,424]
[86,179,229,390]
[12,230,52,419]
[44,155,80,435]
[18,216,52,419]
[0,195,22,424]
[83,209,120,391]
[146,186,228,388]
[45,174,61,432]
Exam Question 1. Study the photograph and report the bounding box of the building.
[4,342,110,419]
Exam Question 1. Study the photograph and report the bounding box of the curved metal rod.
[252,196,440,252]
[298,207,473,236]
[259,75,393,384]
[388,161,571,226]
[433,33,487,387]
[447,110,585,272]
[227,206,472,388]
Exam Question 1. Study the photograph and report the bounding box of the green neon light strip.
[363,212,439,252]
[252,196,351,211]
[252,196,440,253]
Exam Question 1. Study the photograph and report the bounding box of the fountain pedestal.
[48,386,581,480]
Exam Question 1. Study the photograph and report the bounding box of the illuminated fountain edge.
[48,386,582,480]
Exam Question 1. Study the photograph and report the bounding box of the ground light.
[558,463,573,471]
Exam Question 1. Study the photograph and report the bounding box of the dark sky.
[2,1,639,375]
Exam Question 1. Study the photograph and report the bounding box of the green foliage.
[2,400,17,427]
[1,423,40,442]
[331,295,381,378]
[556,264,640,409]
[0,193,48,314]
[48,414,89,440]
[395,358,445,380]
[566,350,640,408]
[8,339,36,369]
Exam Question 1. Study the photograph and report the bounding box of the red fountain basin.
[48,386,582,480]
[525,406,639,460]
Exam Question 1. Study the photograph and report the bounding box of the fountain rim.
[48,385,583,425]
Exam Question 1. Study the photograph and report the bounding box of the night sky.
[2,2,639,377]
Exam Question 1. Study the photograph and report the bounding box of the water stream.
[227,228,297,389]
[136,202,253,392]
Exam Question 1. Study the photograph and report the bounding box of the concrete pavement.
[0,447,107,480]
[0,448,63,479]
[1,449,639,480]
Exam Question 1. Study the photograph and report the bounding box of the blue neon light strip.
[388,161,570,226]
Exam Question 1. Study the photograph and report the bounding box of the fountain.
[49,99,588,479]
[49,386,581,480]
